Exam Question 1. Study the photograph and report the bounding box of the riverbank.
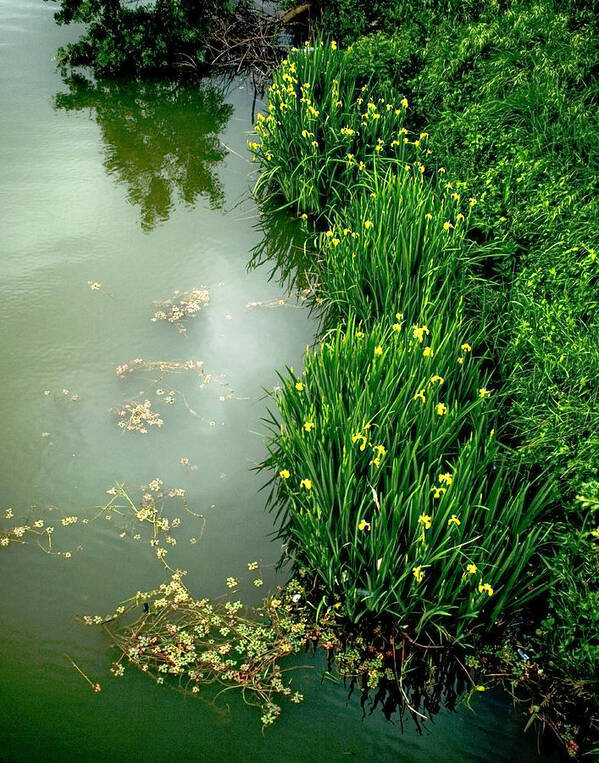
[248,3,599,754]
[1,0,595,758]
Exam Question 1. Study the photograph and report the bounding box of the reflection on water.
[55,75,233,230]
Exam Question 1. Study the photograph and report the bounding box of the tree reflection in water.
[55,75,234,230]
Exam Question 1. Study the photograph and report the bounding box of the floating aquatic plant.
[3,485,536,732]
[115,358,206,378]
[43,387,81,402]
[114,357,238,427]
[152,287,210,334]
[245,295,305,310]
[114,399,164,434]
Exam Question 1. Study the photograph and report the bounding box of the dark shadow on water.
[249,201,309,286]
[54,74,234,231]
[324,646,561,761]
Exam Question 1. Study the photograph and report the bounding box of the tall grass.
[251,37,553,647]
[252,4,598,750]
[261,316,551,642]
[312,168,477,332]
[250,40,428,219]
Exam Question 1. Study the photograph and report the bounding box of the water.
[0,2,558,761]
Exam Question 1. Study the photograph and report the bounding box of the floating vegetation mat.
[115,359,206,378]
[114,399,164,433]
[245,293,309,310]
[2,483,540,732]
[113,357,239,432]
[152,287,210,334]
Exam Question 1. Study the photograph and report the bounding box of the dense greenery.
[314,1,599,491]
[313,0,491,47]
[262,315,550,639]
[536,482,599,684]
[405,4,599,492]
[48,0,242,76]
[251,7,599,750]
[251,43,553,645]
[252,44,423,219]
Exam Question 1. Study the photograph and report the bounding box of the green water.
[0,2,559,761]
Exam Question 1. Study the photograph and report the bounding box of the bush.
[255,4,598,749]
[327,2,599,493]
[505,245,599,491]
[535,482,599,685]
[343,31,422,97]
[413,3,599,490]
[252,35,553,644]
[315,0,504,47]
[51,0,241,76]
[414,2,599,252]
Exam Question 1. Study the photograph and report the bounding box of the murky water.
[0,2,559,761]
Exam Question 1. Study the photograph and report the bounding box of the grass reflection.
[55,75,234,230]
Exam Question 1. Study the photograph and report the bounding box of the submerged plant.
[115,359,206,378]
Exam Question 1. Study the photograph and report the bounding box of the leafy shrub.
[51,0,241,76]
[251,41,424,218]
[343,31,422,97]
[315,0,504,47]
[254,2,598,748]
[360,1,599,491]
[414,2,599,252]
[252,34,553,644]
[504,245,599,491]
[261,316,551,641]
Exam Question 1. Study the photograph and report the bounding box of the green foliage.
[405,3,599,491]
[414,3,599,249]
[49,0,240,76]
[251,31,553,646]
[505,245,599,490]
[252,3,599,740]
[312,171,480,333]
[250,41,422,219]
[261,316,551,640]
[535,482,599,683]
[315,0,504,47]
[343,31,422,97]
[303,3,599,495]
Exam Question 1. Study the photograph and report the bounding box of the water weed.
[152,287,210,334]
[114,399,164,434]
